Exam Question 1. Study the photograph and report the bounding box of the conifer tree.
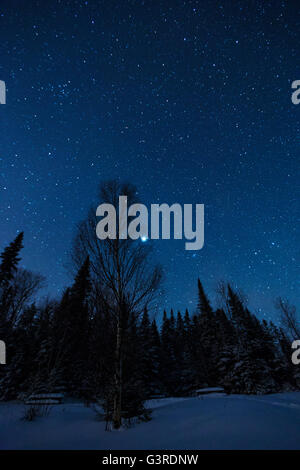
[138,308,154,398]
[215,308,237,387]
[160,310,179,395]
[197,279,218,384]
[0,232,24,328]
[50,257,92,396]
[148,319,162,395]
[0,232,24,286]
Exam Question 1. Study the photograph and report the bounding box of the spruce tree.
[215,308,236,388]
[50,257,92,396]
[197,279,218,384]
[138,308,153,398]
[0,232,24,328]
[0,232,24,286]
[160,310,179,395]
[148,319,162,395]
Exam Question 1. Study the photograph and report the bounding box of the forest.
[0,182,299,430]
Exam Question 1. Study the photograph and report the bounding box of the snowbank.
[0,393,299,450]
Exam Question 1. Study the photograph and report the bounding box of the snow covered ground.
[0,392,299,450]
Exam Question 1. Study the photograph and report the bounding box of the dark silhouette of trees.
[0,195,298,426]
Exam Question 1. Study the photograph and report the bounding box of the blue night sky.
[0,0,299,320]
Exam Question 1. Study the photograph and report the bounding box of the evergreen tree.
[138,308,154,398]
[215,308,237,388]
[50,257,92,396]
[197,279,218,384]
[224,285,280,394]
[0,227,298,412]
[148,319,162,395]
[0,232,24,286]
[160,310,179,395]
[0,232,24,328]
[0,304,38,399]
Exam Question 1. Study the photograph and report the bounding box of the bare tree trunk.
[113,317,122,429]
[113,240,123,429]
[70,180,163,429]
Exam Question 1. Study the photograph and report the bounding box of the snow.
[0,393,300,450]
[25,393,64,405]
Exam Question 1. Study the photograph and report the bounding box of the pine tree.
[148,319,162,395]
[0,304,38,399]
[225,285,278,394]
[0,233,25,396]
[0,232,24,328]
[50,257,92,396]
[177,311,197,394]
[138,308,153,398]
[121,309,150,422]
[215,308,236,388]
[197,279,218,384]
[0,232,24,286]
[160,310,179,395]
[183,309,190,331]
[190,314,208,388]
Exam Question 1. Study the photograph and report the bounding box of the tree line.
[0,181,299,429]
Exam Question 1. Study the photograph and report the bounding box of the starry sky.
[0,0,299,320]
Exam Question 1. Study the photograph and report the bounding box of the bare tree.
[275,297,299,340]
[6,268,45,326]
[70,180,163,428]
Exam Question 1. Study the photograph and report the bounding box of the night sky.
[0,0,299,320]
